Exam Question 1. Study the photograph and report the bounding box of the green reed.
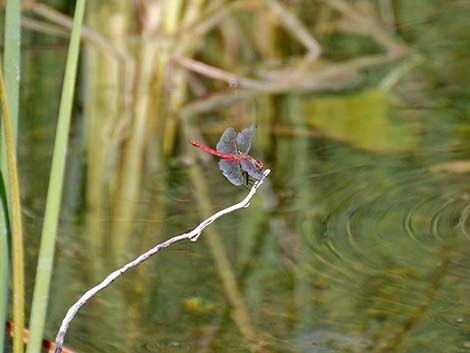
[0,68,24,353]
[25,1,86,353]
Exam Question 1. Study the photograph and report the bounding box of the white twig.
[53,169,271,353]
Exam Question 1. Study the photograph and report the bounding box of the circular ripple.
[289,147,470,349]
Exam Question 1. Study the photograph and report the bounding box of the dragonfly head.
[255,159,264,170]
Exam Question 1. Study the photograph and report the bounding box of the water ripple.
[290,150,470,350]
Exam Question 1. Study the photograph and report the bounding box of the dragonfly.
[190,123,265,186]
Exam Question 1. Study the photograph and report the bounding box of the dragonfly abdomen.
[189,141,236,160]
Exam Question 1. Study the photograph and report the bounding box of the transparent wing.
[216,128,238,154]
[236,123,256,154]
[240,158,264,180]
[219,160,244,186]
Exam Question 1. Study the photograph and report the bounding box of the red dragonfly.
[190,123,265,186]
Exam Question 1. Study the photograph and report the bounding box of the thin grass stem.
[0,62,24,353]
[0,0,23,351]
[0,175,9,353]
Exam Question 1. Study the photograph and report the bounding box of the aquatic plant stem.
[110,2,159,262]
[0,65,24,353]
[25,1,86,353]
[53,169,270,353]
[0,0,22,351]
[162,0,204,156]
[2,0,21,142]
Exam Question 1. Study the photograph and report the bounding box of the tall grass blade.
[0,172,11,352]
[2,0,21,144]
[25,1,86,352]
[0,0,22,351]
[0,64,25,353]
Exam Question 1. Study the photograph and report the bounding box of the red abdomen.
[189,141,236,160]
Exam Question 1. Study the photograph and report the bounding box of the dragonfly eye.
[255,160,264,169]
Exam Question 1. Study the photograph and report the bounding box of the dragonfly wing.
[216,127,238,154]
[236,123,256,154]
[240,158,264,181]
[219,160,244,186]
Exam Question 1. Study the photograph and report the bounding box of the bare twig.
[181,0,260,45]
[22,1,136,128]
[323,0,407,56]
[21,16,70,38]
[378,0,396,33]
[264,0,322,60]
[29,2,130,61]
[179,59,362,115]
[172,55,263,89]
[53,169,271,353]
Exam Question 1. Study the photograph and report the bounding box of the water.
[13,1,470,353]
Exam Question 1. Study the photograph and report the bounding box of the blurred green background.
[2,0,470,352]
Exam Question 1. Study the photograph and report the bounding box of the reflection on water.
[279,141,470,352]
[15,1,470,353]
[292,329,372,353]
[25,109,469,353]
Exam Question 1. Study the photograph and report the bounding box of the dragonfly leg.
[241,172,251,190]
[244,171,249,186]
[247,179,256,187]
[245,174,258,189]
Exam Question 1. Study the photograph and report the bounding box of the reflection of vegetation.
[303,89,417,153]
